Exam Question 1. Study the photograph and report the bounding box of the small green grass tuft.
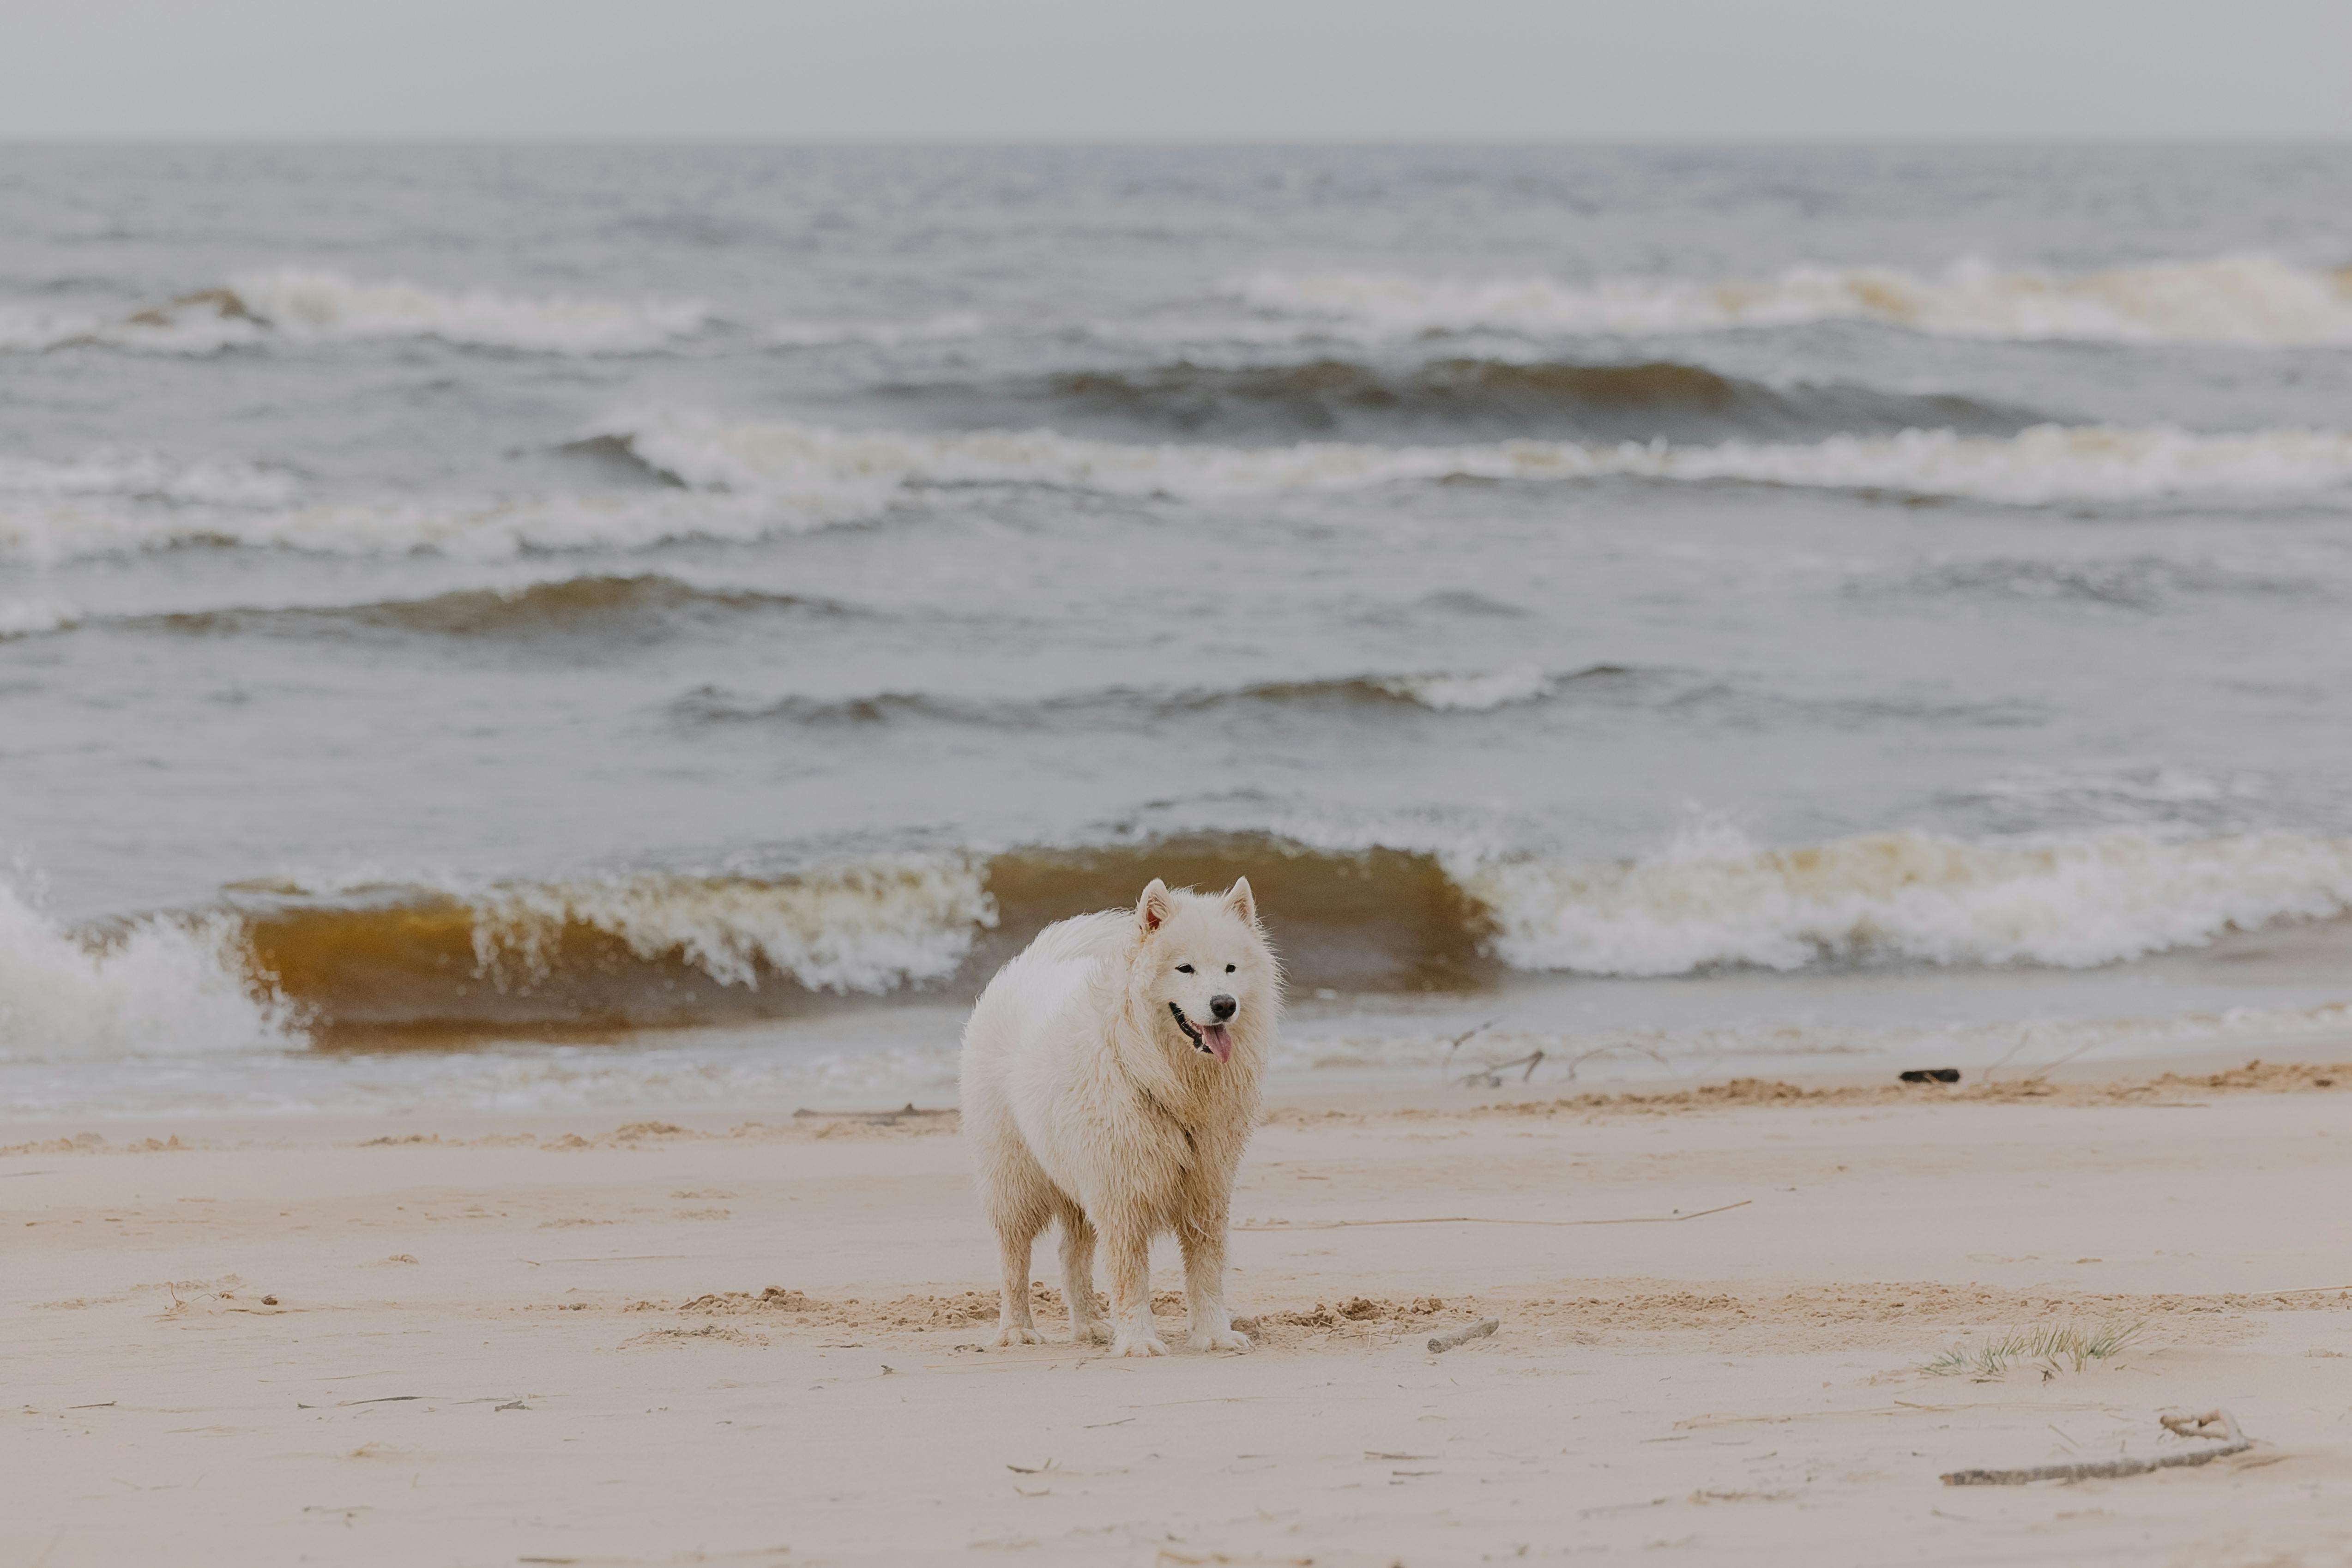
[1925,1320,2146,1381]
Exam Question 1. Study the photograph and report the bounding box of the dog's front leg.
[1103,1216,1166,1357]
[1179,1201,1250,1353]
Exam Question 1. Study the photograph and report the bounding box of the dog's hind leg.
[989,1193,1050,1346]
[993,1219,1045,1346]
[1054,1201,1109,1345]
[1179,1196,1250,1353]
[1102,1211,1167,1358]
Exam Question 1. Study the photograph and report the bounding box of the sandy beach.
[12,1045,2352,1566]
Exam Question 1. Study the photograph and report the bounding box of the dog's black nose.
[1209,994,1237,1021]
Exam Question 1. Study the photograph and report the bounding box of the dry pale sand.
[12,1050,2352,1566]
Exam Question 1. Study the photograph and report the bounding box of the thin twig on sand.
[1942,1409,2250,1485]
[1439,1019,1502,1081]
[1428,1319,1499,1354]
[1457,1050,1545,1087]
[1559,1042,1675,1082]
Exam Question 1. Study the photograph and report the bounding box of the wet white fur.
[959,878,1276,1357]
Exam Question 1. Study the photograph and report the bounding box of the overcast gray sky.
[6,0,2350,142]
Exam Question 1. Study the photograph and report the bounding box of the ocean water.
[6,144,2352,1120]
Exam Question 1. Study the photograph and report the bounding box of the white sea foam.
[1374,667,1554,712]
[609,412,2352,509]
[1968,764,2267,814]
[0,488,806,565]
[14,418,2352,564]
[2,271,708,356]
[0,450,302,508]
[0,300,265,356]
[766,312,986,348]
[227,269,709,353]
[0,880,302,1062]
[1240,254,2352,347]
[1460,824,2352,977]
[0,307,82,353]
[0,597,80,639]
[468,857,997,995]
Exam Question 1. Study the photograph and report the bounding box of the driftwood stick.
[1428,1319,1499,1354]
[1942,1409,2248,1486]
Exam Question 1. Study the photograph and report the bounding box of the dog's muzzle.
[1170,1002,1233,1063]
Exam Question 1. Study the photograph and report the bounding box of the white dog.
[959,877,1276,1357]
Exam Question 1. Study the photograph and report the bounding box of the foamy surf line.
[13,995,2352,1122]
[7,826,2352,1062]
[1237,253,2352,347]
[609,412,2352,510]
[1282,1000,2352,1084]
[13,419,2352,562]
[596,415,2352,518]
[675,665,1588,728]
[0,268,709,356]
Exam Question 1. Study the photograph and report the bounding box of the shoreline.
[13,1033,2352,1152]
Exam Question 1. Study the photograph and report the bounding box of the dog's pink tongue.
[1202,1024,1232,1062]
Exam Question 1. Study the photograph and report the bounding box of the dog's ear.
[1222,877,1257,926]
[1137,878,1174,934]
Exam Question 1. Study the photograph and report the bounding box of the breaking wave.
[1464,825,2352,977]
[0,880,300,1062]
[0,597,79,639]
[211,840,1492,1041]
[0,449,301,508]
[1238,253,2352,347]
[0,446,798,562]
[676,665,1608,728]
[16,419,2352,562]
[3,270,709,356]
[17,826,2352,1049]
[1014,357,2032,440]
[218,856,999,1044]
[605,413,2352,511]
[145,575,864,643]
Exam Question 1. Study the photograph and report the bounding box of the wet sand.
[11,1048,2352,1565]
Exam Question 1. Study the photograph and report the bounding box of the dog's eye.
[1224,964,1236,973]
[1175,964,1194,973]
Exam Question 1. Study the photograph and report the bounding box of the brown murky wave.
[898,357,2039,442]
[200,834,1500,1048]
[145,574,859,643]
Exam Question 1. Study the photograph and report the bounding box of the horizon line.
[6,132,2352,150]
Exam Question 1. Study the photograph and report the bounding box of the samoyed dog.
[959,877,1277,1357]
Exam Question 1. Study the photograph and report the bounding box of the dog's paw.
[1188,1327,1253,1353]
[1072,1320,1112,1345]
[1111,1331,1169,1358]
[994,1324,1044,1346]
